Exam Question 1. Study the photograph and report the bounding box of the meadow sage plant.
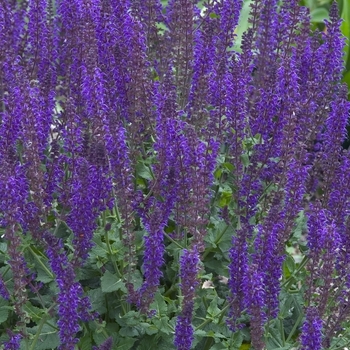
[0,0,349,349]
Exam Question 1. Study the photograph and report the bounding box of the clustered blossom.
[0,275,9,300]
[46,234,94,349]
[300,307,323,350]
[67,158,112,263]
[174,249,200,350]
[93,337,113,350]
[3,331,21,350]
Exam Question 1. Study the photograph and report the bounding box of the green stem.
[195,302,230,331]
[279,318,285,346]
[202,225,229,260]
[203,337,214,350]
[28,246,54,279]
[105,229,122,279]
[164,232,185,250]
[104,227,128,314]
[114,204,123,242]
[29,304,56,350]
[282,255,309,289]
[285,303,303,343]
[331,337,350,350]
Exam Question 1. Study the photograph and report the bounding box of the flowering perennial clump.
[0,0,349,349]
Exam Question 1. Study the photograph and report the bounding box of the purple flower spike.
[3,331,21,350]
[0,276,10,300]
[45,234,93,349]
[174,248,200,350]
[93,337,113,350]
[301,307,323,350]
[243,265,267,350]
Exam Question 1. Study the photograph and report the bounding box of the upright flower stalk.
[174,248,200,350]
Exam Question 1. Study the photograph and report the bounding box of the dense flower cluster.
[3,331,21,350]
[0,0,349,349]
[174,248,200,350]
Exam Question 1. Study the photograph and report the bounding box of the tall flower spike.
[136,198,168,313]
[45,234,93,349]
[253,198,285,319]
[67,158,112,264]
[0,165,31,323]
[132,76,181,310]
[300,307,323,350]
[174,248,200,350]
[187,17,214,129]
[243,264,266,350]
[166,0,196,108]
[0,275,9,300]
[228,231,249,331]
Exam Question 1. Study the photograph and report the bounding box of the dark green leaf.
[136,163,153,181]
[87,288,107,313]
[79,334,92,350]
[310,7,329,22]
[101,270,126,293]
[115,338,137,350]
[27,325,60,350]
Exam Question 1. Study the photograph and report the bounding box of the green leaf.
[310,7,329,22]
[116,311,139,327]
[0,298,9,323]
[152,316,171,335]
[91,235,109,259]
[219,194,232,207]
[340,0,350,69]
[209,12,220,19]
[229,332,244,350]
[115,338,137,350]
[342,69,350,93]
[87,288,107,313]
[136,163,153,181]
[150,292,167,316]
[284,254,296,276]
[93,332,107,346]
[23,302,44,323]
[233,0,253,52]
[207,297,221,320]
[27,325,60,350]
[79,334,92,350]
[101,270,126,293]
[240,153,250,168]
[119,326,142,337]
[55,220,72,238]
[239,344,251,350]
[194,329,207,337]
[0,242,7,254]
[36,264,54,283]
[141,323,159,336]
[277,344,297,350]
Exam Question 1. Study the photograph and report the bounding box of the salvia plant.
[0,0,349,349]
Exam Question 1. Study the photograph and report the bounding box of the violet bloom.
[3,331,21,350]
[93,337,113,350]
[253,204,284,319]
[300,307,323,350]
[228,232,248,331]
[0,276,9,300]
[174,249,200,350]
[242,265,267,350]
[67,157,112,263]
[46,234,93,349]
